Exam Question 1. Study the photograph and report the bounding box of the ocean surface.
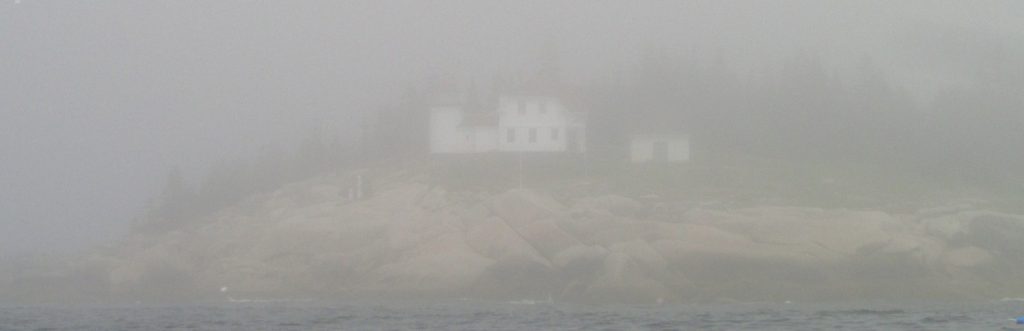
[3,299,1024,330]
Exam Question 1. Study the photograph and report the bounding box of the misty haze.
[2,1,1024,330]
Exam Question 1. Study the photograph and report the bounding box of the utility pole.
[518,150,524,189]
[356,174,363,199]
[583,148,589,181]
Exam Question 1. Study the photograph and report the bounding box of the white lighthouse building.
[429,95,586,154]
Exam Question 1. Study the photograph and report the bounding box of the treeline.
[595,53,923,161]
[143,132,356,231]
[146,46,1023,227]
[368,48,1024,188]
[603,51,1024,186]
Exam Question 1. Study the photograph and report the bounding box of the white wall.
[430,106,499,153]
[497,96,576,152]
[430,106,463,153]
[630,134,690,163]
[430,96,586,154]
[425,107,468,153]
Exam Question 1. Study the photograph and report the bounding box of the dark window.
[529,128,537,143]
[551,128,559,140]
[507,128,515,142]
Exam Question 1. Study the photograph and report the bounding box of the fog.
[2,1,1023,304]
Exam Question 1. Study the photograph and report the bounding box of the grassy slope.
[425,150,1024,213]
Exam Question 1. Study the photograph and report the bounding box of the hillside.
[21,161,1024,304]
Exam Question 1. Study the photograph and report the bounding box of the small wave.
[507,295,554,305]
[816,309,905,317]
[227,297,313,303]
[920,314,972,324]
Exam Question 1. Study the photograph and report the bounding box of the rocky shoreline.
[8,171,1024,304]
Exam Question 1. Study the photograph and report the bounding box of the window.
[529,128,537,143]
[551,128,559,140]
[539,101,547,114]
[507,128,515,142]
[518,100,526,115]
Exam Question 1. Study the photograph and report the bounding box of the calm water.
[2,300,1024,330]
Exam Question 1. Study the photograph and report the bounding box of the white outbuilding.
[629,133,690,163]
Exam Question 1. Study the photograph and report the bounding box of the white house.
[630,133,690,163]
[429,95,586,154]
[496,96,586,153]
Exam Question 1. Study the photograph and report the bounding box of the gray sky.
[1,0,1021,256]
